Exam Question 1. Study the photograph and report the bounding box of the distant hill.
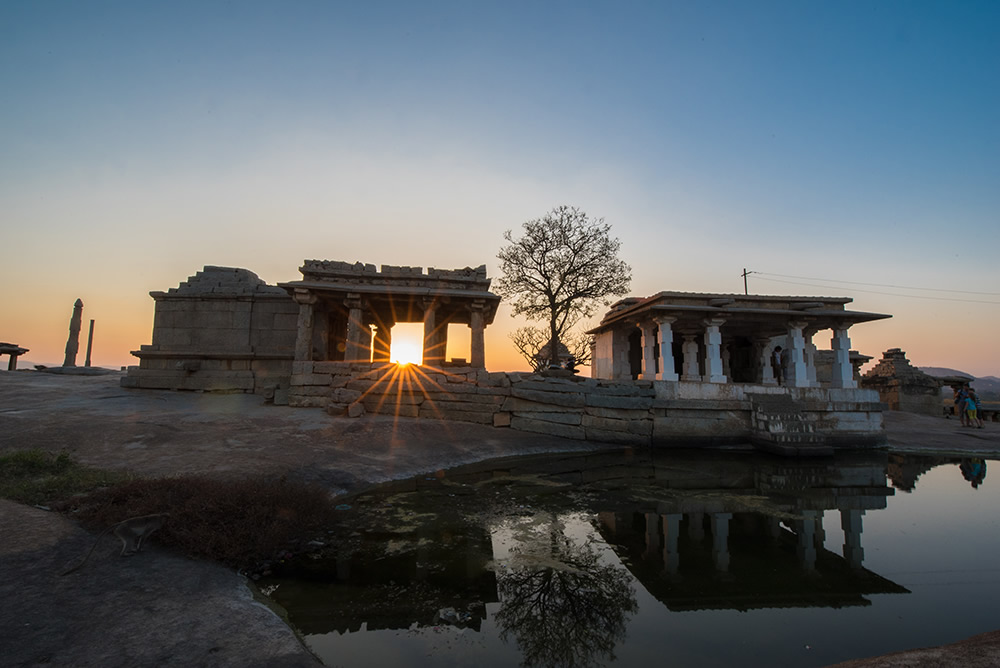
[921,367,1000,401]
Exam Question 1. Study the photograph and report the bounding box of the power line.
[754,271,1000,297]
[752,276,1000,305]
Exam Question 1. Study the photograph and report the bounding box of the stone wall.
[122,267,298,393]
[289,362,886,451]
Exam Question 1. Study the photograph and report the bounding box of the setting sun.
[390,324,423,365]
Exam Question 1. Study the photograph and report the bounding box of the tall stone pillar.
[785,321,810,387]
[655,316,679,381]
[830,327,857,388]
[795,511,819,571]
[639,322,657,380]
[344,295,368,362]
[681,335,700,381]
[469,303,486,368]
[63,299,83,367]
[702,318,727,383]
[293,292,317,362]
[84,319,95,367]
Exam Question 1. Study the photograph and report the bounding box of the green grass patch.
[0,449,131,506]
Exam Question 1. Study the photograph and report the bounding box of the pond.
[259,449,1000,667]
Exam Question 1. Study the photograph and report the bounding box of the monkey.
[60,513,169,576]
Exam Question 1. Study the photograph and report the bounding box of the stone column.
[755,338,776,385]
[84,319,95,367]
[469,303,486,368]
[293,292,317,362]
[681,335,700,381]
[841,509,865,569]
[785,321,810,388]
[830,327,857,388]
[711,512,732,572]
[344,295,367,362]
[63,299,83,367]
[702,318,727,383]
[805,330,818,387]
[639,322,658,380]
[655,316,679,381]
[372,323,393,363]
[422,299,444,366]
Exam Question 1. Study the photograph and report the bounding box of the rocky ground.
[2,370,999,667]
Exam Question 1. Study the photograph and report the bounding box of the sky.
[2,1,998,376]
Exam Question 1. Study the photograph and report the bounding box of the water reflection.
[260,450,961,667]
[888,453,989,491]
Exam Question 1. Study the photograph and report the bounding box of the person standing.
[772,346,784,386]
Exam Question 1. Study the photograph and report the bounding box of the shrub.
[59,474,338,570]
[0,449,130,506]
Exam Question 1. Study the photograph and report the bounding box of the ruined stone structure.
[278,260,500,368]
[860,348,943,416]
[123,262,501,394]
[122,267,299,392]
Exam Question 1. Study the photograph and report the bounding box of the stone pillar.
[84,319,95,367]
[612,328,632,380]
[805,331,818,387]
[755,338,776,385]
[710,512,732,572]
[785,321,810,388]
[639,322,658,380]
[702,318,727,383]
[293,292,317,362]
[422,299,444,366]
[469,303,486,368]
[655,317,679,381]
[681,335,700,381]
[830,327,857,388]
[63,299,83,367]
[662,513,682,575]
[841,509,865,569]
[344,295,368,362]
[721,344,731,379]
[372,323,393,363]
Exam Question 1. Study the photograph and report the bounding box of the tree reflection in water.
[492,513,638,668]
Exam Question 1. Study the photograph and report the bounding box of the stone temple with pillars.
[123,261,892,455]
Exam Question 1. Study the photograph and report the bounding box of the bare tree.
[496,206,631,368]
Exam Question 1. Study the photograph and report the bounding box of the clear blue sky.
[2,1,998,374]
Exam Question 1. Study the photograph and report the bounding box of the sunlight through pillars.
[390,322,423,365]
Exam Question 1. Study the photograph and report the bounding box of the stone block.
[510,416,585,440]
[585,394,653,410]
[348,401,365,418]
[584,406,651,420]
[583,426,649,445]
[493,412,512,427]
[331,388,362,404]
[582,414,652,435]
[512,411,583,426]
[419,406,494,424]
[510,387,586,408]
[290,373,332,387]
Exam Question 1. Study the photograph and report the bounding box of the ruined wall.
[288,362,887,451]
[122,267,298,393]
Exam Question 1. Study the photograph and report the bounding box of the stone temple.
[124,262,893,455]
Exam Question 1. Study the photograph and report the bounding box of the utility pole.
[741,268,755,295]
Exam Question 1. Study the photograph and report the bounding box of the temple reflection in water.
[262,449,911,663]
